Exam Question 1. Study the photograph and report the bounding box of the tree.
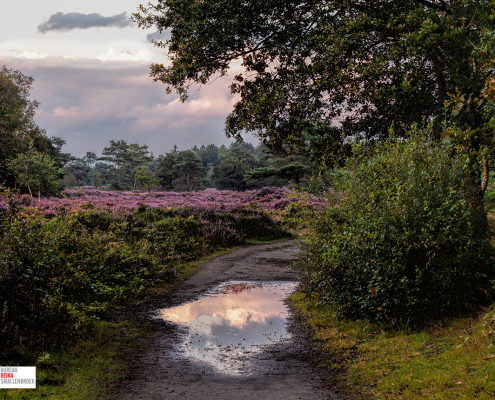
[195,144,220,168]
[245,162,311,186]
[44,137,72,172]
[156,152,178,190]
[64,161,90,185]
[64,174,78,189]
[82,151,97,168]
[92,172,102,189]
[135,168,160,193]
[172,150,206,191]
[92,161,111,186]
[224,142,261,169]
[132,1,495,154]
[0,66,51,187]
[128,143,154,190]
[212,158,250,191]
[7,142,59,199]
[98,140,152,190]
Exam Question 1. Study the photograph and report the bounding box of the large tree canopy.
[1,66,70,189]
[0,66,47,185]
[133,0,495,155]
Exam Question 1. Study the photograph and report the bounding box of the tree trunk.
[27,185,32,198]
[470,159,488,235]
[481,154,489,196]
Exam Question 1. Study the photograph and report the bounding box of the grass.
[245,236,294,245]
[1,321,137,400]
[1,245,242,400]
[263,243,295,251]
[290,292,495,399]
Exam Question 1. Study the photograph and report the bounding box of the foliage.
[172,150,206,191]
[132,0,495,158]
[442,28,495,201]
[92,172,102,189]
[135,168,160,193]
[298,127,494,325]
[156,152,178,189]
[0,66,67,188]
[0,186,300,361]
[212,157,251,191]
[34,136,314,193]
[44,136,72,179]
[245,162,311,185]
[221,142,262,169]
[64,174,80,189]
[7,142,59,198]
[482,307,495,346]
[63,160,90,186]
[291,292,495,400]
[0,185,20,223]
[98,140,152,191]
[195,143,220,169]
[0,215,154,358]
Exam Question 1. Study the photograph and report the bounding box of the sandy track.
[113,240,341,400]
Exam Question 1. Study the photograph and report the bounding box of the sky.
[0,0,255,157]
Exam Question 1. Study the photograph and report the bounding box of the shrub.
[134,204,176,222]
[0,190,294,361]
[0,216,155,358]
[298,128,494,325]
[211,211,287,241]
[143,218,205,262]
[75,210,116,231]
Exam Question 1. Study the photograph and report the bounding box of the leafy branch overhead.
[132,0,495,151]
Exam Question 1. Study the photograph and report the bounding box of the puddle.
[156,281,298,375]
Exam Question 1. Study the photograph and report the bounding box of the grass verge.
[290,291,495,400]
[1,246,242,400]
[245,236,294,245]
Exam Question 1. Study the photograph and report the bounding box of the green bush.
[143,217,205,262]
[298,128,494,325]
[0,200,289,361]
[0,216,155,359]
[212,211,287,241]
[75,210,116,231]
[134,203,176,222]
[152,216,200,236]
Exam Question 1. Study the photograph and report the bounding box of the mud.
[113,240,342,400]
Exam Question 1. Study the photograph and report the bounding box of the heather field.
[1,186,324,217]
[0,186,321,365]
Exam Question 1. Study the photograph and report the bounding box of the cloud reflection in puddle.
[156,281,298,375]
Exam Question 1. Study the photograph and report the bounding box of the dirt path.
[114,240,341,400]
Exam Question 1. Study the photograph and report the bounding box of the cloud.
[97,48,150,62]
[38,12,133,34]
[146,30,170,43]
[17,51,48,59]
[0,55,256,157]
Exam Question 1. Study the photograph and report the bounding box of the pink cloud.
[0,55,254,156]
